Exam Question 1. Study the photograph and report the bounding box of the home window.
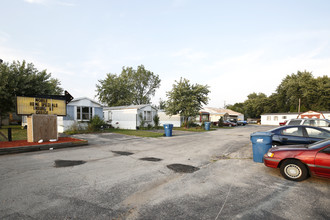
[144,111,152,121]
[267,116,271,121]
[274,116,278,121]
[282,116,287,119]
[77,106,93,121]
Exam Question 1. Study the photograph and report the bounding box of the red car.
[279,120,288,126]
[264,139,330,181]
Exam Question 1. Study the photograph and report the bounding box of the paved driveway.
[0,125,329,219]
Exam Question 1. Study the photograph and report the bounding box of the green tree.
[0,60,63,127]
[158,98,166,110]
[228,70,330,118]
[275,70,330,112]
[244,92,268,118]
[165,78,210,128]
[96,65,161,106]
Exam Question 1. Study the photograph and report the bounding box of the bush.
[218,117,224,127]
[187,120,199,128]
[138,113,146,128]
[88,115,106,132]
[153,114,160,129]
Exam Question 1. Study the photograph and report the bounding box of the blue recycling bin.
[164,124,173,137]
[205,122,211,130]
[250,132,273,163]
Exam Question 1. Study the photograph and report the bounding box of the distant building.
[103,104,157,130]
[261,111,330,125]
[198,107,244,123]
[158,110,182,127]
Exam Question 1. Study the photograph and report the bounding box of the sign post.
[16,91,73,142]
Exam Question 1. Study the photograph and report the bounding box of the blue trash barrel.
[164,124,173,137]
[205,122,211,130]
[250,132,273,163]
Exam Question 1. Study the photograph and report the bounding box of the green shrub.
[218,117,224,127]
[153,114,160,129]
[138,113,146,129]
[88,115,106,132]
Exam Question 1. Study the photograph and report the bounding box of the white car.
[286,118,330,130]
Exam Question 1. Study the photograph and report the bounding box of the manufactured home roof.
[104,104,157,111]
[202,107,242,116]
[68,97,103,106]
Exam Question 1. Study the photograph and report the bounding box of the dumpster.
[204,122,211,131]
[164,124,173,137]
[250,132,273,163]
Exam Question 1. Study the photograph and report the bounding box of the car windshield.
[308,139,330,149]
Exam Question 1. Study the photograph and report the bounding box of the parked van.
[286,118,330,130]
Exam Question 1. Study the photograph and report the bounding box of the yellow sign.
[17,96,66,116]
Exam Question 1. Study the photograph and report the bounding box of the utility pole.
[298,98,301,117]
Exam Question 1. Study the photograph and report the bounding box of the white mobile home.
[158,110,182,127]
[261,111,330,125]
[103,105,157,130]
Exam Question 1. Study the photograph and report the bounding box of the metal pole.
[8,128,12,142]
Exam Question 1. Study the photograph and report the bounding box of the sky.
[1,0,330,108]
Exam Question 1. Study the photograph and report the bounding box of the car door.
[314,146,330,178]
[304,127,330,144]
[279,127,307,144]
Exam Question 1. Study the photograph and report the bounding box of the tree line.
[1,60,328,128]
[226,71,330,119]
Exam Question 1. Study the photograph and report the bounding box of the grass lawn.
[173,127,209,132]
[65,128,165,138]
[0,125,27,141]
[105,128,164,138]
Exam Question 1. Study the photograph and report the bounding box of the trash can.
[205,122,211,131]
[164,124,173,137]
[250,132,273,163]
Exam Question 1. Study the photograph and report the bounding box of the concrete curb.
[0,140,88,155]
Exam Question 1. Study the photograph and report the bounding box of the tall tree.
[276,71,313,112]
[96,65,161,106]
[227,70,330,118]
[0,60,63,126]
[165,78,210,128]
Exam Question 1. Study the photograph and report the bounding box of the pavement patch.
[111,151,134,156]
[139,157,162,162]
[167,164,200,173]
[54,160,86,168]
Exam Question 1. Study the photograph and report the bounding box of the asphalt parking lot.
[0,125,329,219]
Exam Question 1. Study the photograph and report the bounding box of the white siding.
[261,114,298,125]
[158,111,181,127]
[111,109,138,129]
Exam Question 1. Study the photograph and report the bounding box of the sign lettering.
[17,96,67,116]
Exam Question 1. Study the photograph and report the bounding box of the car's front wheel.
[280,159,309,181]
